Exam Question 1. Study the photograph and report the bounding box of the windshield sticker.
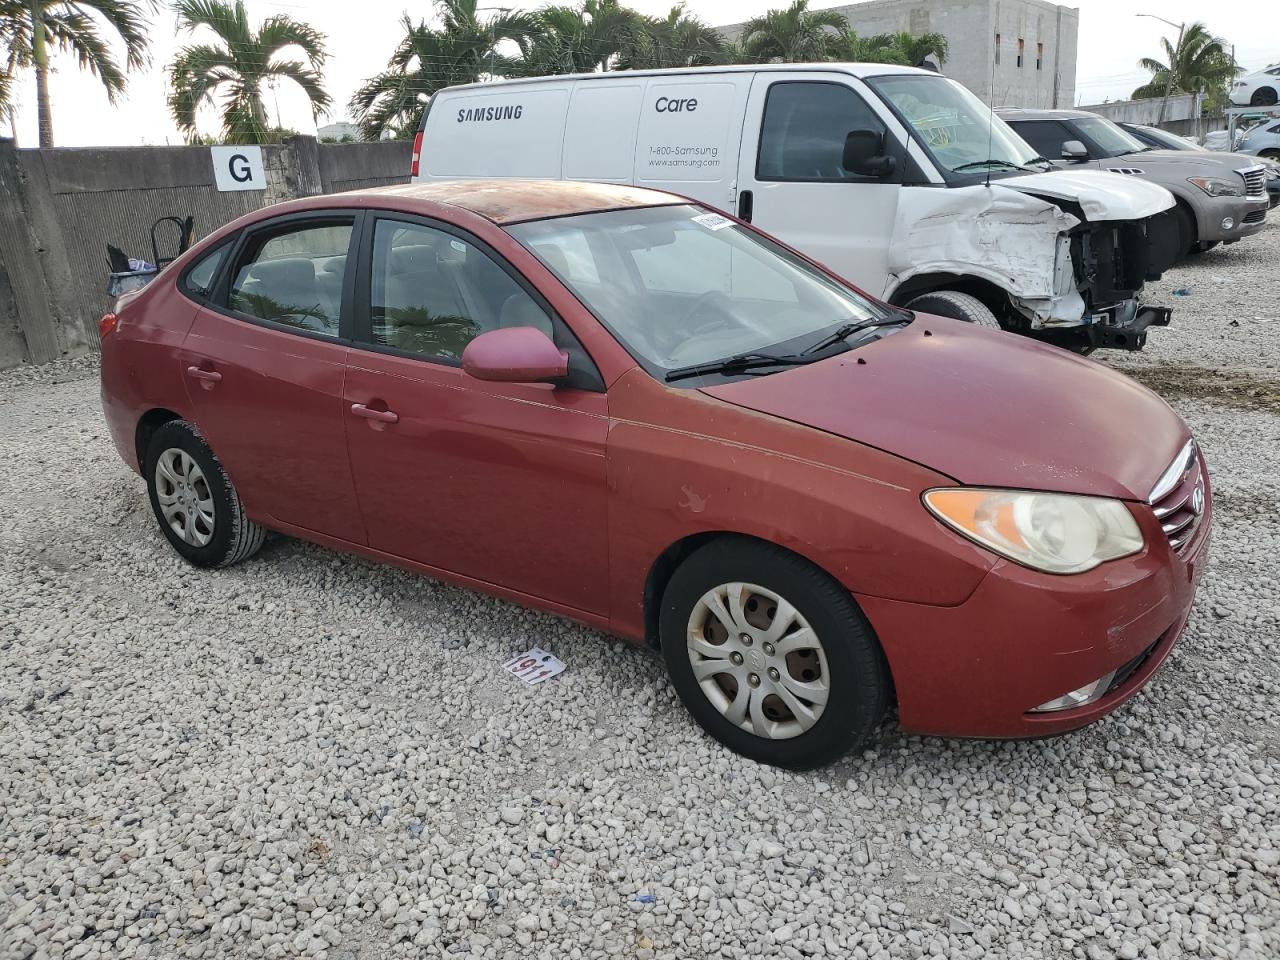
[692,212,734,231]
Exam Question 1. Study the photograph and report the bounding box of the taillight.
[410,130,423,178]
[99,313,119,338]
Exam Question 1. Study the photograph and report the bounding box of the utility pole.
[1137,14,1185,126]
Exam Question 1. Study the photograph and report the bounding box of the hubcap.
[686,582,830,741]
[154,448,215,547]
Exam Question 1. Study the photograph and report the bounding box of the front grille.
[1244,208,1267,225]
[1240,166,1267,199]
[1149,442,1205,553]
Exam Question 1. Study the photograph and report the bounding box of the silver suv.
[998,108,1269,257]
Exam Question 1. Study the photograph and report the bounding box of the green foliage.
[0,0,154,145]
[351,0,965,140]
[1131,21,1238,110]
[168,0,331,145]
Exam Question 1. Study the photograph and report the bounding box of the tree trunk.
[31,1,53,148]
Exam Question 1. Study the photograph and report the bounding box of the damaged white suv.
[412,64,1180,352]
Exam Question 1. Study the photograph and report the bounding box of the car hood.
[998,169,1174,220]
[1107,149,1261,172]
[700,317,1189,501]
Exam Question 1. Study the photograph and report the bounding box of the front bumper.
[858,484,1211,739]
[1087,302,1171,351]
[1200,195,1269,243]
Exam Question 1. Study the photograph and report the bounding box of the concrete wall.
[1078,94,1200,125]
[0,138,411,369]
[717,0,1079,108]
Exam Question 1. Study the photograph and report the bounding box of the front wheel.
[659,538,890,769]
[905,290,1002,329]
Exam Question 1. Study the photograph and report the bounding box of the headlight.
[1187,176,1245,198]
[923,488,1144,574]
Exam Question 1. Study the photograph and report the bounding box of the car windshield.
[1074,116,1148,157]
[506,205,888,377]
[865,74,1042,175]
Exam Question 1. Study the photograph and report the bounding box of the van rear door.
[735,73,904,296]
[631,74,752,211]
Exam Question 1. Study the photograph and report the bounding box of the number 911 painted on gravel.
[99,180,1211,768]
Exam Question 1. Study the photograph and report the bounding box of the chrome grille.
[1149,441,1205,553]
[1240,166,1267,199]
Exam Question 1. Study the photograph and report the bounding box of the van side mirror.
[1061,139,1089,162]
[843,129,896,178]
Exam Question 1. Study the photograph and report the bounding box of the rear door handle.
[186,365,222,387]
[350,403,399,424]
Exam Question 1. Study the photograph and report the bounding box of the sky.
[5,0,1276,147]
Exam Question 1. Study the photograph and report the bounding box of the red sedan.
[99,180,1210,768]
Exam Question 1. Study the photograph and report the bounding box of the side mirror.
[843,129,896,178]
[1061,139,1089,162]
[462,326,569,384]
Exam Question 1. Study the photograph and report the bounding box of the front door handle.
[186,365,222,389]
[737,189,754,223]
[350,403,399,424]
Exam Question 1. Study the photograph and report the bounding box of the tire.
[144,420,266,568]
[1173,204,1199,258]
[1250,87,1278,107]
[659,537,890,769]
[905,290,1001,329]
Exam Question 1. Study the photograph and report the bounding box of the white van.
[412,64,1180,352]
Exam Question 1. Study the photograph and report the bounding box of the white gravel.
[2,224,1279,960]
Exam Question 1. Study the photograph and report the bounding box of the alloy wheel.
[686,582,830,740]
[154,447,215,547]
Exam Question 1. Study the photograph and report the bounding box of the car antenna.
[985,42,997,188]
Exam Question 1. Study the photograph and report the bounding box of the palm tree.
[167,0,330,145]
[826,28,904,64]
[739,0,847,64]
[1131,21,1237,108]
[0,0,152,147]
[519,0,649,75]
[616,4,727,70]
[889,30,948,67]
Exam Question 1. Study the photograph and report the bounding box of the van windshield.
[866,74,1043,176]
[507,205,890,379]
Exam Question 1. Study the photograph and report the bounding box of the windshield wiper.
[664,351,811,383]
[800,315,912,356]
[952,159,1028,173]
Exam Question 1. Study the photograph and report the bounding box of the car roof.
[340,179,685,225]
[438,61,936,94]
[996,107,1096,121]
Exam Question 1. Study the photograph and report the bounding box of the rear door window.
[227,221,354,337]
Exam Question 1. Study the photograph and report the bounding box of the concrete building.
[719,0,1078,108]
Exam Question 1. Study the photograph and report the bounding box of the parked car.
[999,108,1270,256]
[412,64,1181,353]
[1236,117,1280,161]
[99,180,1211,769]
[1120,122,1280,208]
[1230,64,1280,107]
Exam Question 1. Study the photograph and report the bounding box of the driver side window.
[758,82,888,182]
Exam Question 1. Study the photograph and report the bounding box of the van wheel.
[659,537,890,769]
[905,290,1001,329]
[144,420,266,568]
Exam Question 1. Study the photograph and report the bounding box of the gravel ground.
[2,224,1278,960]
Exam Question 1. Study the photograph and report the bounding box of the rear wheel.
[144,420,266,568]
[1251,87,1278,107]
[905,290,1001,329]
[659,538,890,769]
